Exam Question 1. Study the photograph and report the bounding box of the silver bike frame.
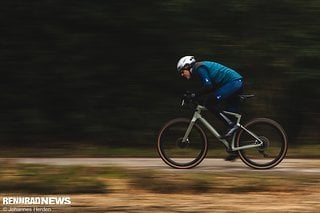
[182,105,263,151]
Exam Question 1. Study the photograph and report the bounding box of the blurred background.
[0,0,319,151]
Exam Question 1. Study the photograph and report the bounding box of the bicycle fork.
[182,112,199,143]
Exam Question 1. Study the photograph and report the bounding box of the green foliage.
[0,0,319,146]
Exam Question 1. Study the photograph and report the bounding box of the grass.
[0,163,107,194]
[0,146,158,157]
[130,171,211,193]
[129,171,320,194]
[1,162,319,195]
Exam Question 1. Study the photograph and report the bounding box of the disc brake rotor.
[256,136,270,157]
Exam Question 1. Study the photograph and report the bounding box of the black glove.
[183,91,197,101]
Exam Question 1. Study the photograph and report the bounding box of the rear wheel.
[157,118,208,169]
[236,118,288,169]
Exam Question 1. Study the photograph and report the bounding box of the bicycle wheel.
[157,118,208,169]
[236,118,288,169]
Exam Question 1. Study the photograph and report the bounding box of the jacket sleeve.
[194,65,214,96]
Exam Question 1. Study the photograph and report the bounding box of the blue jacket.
[193,61,242,88]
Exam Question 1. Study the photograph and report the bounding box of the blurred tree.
[0,0,318,147]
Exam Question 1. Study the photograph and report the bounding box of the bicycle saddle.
[239,94,255,101]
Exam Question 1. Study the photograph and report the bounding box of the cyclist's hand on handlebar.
[181,91,199,107]
[182,91,199,105]
[183,91,197,100]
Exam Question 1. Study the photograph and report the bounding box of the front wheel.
[157,118,208,169]
[236,118,288,169]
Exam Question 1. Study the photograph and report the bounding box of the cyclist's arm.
[195,66,214,96]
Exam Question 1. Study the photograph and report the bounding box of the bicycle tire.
[236,118,288,169]
[157,118,208,169]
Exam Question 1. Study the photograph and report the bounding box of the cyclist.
[177,56,244,161]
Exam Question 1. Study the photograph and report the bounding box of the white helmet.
[177,56,196,72]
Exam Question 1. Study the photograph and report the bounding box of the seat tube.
[182,111,199,142]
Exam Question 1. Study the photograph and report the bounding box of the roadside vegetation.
[1,0,319,149]
[0,162,319,194]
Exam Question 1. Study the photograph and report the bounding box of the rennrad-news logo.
[3,196,71,205]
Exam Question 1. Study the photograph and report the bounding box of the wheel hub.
[257,136,270,151]
[176,137,189,148]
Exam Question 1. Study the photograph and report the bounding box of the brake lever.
[181,99,185,106]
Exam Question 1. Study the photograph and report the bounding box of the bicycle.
[157,94,288,169]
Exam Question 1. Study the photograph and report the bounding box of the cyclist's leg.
[204,93,231,124]
[215,79,244,104]
[204,89,240,161]
[225,82,244,112]
[218,80,244,137]
[204,79,244,125]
